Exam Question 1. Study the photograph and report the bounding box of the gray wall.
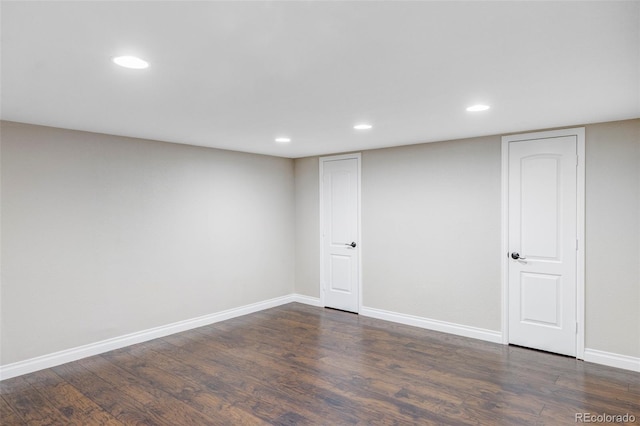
[294,157,320,298]
[362,136,502,331]
[585,120,639,357]
[1,122,295,364]
[2,118,638,366]
[294,119,640,358]
[293,138,503,331]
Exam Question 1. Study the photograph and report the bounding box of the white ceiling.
[2,1,639,158]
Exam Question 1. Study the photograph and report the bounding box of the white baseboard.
[291,293,322,307]
[3,294,638,380]
[360,306,503,344]
[0,294,295,381]
[583,348,640,372]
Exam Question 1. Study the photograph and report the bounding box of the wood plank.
[76,353,226,426]
[118,339,356,425]
[22,369,123,426]
[0,376,70,425]
[197,310,548,418]
[0,395,25,425]
[52,361,169,425]
[86,349,266,425]
[165,319,498,423]
[554,375,638,405]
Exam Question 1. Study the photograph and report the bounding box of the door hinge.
[576,155,579,166]
[576,323,579,334]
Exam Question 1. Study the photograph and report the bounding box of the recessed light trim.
[112,55,149,69]
[275,137,291,143]
[353,123,373,130]
[466,104,490,112]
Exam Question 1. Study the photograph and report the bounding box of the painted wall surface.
[585,120,639,358]
[294,119,640,358]
[2,118,638,366]
[361,137,502,331]
[0,122,295,364]
[293,136,502,331]
[294,157,320,298]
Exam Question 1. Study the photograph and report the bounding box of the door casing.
[501,128,585,359]
[319,153,362,312]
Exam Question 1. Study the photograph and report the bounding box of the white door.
[506,133,580,356]
[320,154,360,313]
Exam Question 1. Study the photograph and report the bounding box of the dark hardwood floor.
[1,303,638,425]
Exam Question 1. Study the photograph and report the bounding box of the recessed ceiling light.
[353,123,373,130]
[466,104,490,112]
[112,56,149,69]
[275,137,291,143]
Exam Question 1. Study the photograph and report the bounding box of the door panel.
[508,136,577,356]
[520,273,561,327]
[329,254,352,293]
[330,170,351,243]
[321,156,359,312]
[521,156,561,259]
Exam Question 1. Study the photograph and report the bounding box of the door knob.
[511,252,526,260]
[345,242,357,248]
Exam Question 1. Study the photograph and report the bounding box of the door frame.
[501,128,585,359]
[319,153,362,312]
